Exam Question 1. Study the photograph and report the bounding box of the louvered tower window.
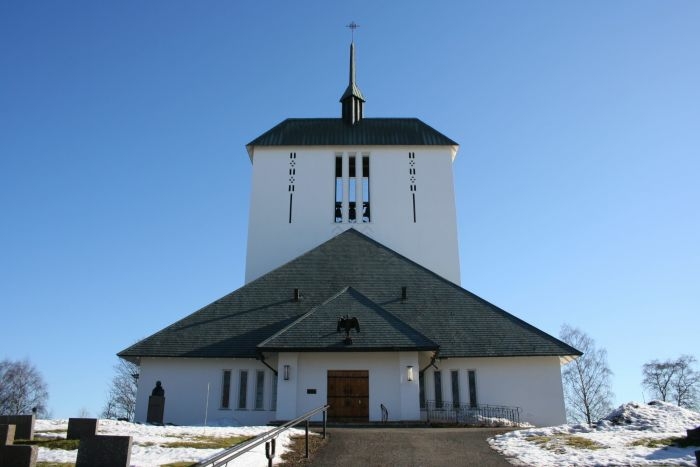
[362,155,370,222]
[334,155,343,222]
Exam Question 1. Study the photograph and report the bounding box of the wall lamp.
[283,365,290,381]
[407,365,414,382]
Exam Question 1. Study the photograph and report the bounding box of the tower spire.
[340,22,365,125]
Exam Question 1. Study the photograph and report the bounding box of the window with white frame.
[221,370,231,409]
[451,370,460,408]
[254,370,265,410]
[468,370,477,408]
[434,371,443,409]
[237,370,248,409]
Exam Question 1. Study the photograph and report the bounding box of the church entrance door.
[327,370,369,422]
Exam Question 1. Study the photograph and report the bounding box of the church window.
[221,370,231,409]
[362,155,370,222]
[238,370,248,409]
[451,370,460,408]
[434,371,443,409]
[254,370,265,410]
[288,153,296,223]
[348,155,357,222]
[334,155,343,222]
[468,370,477,408]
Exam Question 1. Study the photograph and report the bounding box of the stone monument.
[76,435,132,467]
[146,381,165,425]
[0,415,34,441]
[67,418,99,440]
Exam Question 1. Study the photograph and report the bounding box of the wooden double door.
[327,370,369,422]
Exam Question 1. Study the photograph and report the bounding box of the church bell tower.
[244,36,461,286]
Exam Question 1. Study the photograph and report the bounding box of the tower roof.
[340,41,365,125]
[340,42,366,103]
[246,118,459,160]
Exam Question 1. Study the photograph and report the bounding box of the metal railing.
[423,400,521,426]
[195,404,330,467]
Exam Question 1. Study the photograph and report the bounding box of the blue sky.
[1,1,698,419]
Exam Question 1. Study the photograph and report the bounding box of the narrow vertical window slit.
[434,371,443,409]
[451,370,460,408]
[468,370,477,408]
[221,370,231,409]
[255,370,265,410]
[412,193,416,223]
[238,370,248,409]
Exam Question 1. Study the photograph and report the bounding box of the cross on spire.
[346,21,359,42]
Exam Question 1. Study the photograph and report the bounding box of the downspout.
[257,352,278,376]
[419,350,440,423]
[420,350,440,374]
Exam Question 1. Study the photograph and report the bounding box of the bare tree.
[642,355,699,409]
[560,325,614,426]
[102,359,139,421]
[0,358,49,416]
[641,359,676,402]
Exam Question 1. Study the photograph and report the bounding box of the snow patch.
[34,418,308,467]
[489,401,700,467]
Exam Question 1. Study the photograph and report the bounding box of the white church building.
[119,39,580,428]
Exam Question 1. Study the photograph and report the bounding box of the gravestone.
[687,427,700,443]
[67,418,99,440]
[76,435,132,467]
[0,415,34,441]
[147,381,165,425]
[0,424,16,446]
[0,444,38,467]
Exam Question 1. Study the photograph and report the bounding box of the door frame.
[326,370,369,422]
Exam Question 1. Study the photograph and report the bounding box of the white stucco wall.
[245,146,461,285]
[135,354,565,427]
[136,357,278,426]
[276,351,420,422]
[421,356,567,427]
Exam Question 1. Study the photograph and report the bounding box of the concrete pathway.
[307,427,516,467]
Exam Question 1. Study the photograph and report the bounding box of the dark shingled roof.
[245,118,458,158]
[119,230,580,361]
[258,287,438,352]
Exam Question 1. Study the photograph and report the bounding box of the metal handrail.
[194,404,330,467]
[423,400,521,426]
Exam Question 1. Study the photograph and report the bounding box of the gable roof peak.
[257,285,439,352]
